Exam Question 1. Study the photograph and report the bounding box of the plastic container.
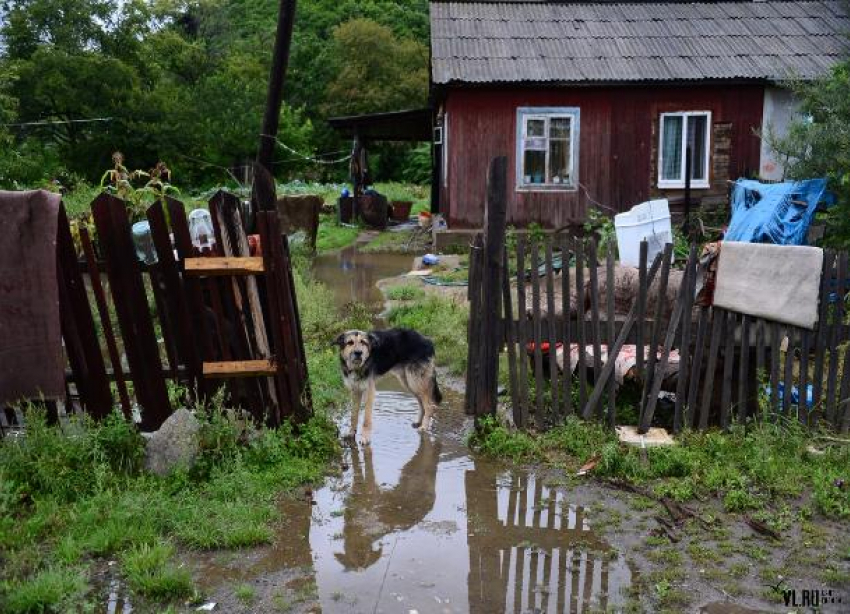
[614,199,673,267]
[390,200,413,221]
[131,221,158,265]
[188,209,216,253]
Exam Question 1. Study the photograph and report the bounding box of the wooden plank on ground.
[203,359,277,378]
[184,257,265,276]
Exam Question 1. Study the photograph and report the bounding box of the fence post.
[475,156,508,419]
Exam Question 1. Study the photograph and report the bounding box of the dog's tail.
[432,371,443,405]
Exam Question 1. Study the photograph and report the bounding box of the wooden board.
[184,257,265,276]
[203,360,277,378]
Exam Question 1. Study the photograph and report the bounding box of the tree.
[323,18,428,117]
[770,62,850,248]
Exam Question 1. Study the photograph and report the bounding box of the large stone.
[143,408,202,476]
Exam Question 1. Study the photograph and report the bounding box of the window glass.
[524,150,546,184]
[549,139,570,184]
[526,118,546,138]
[661,115,683,181]
[518,110,578,188]
[687,115,708,181]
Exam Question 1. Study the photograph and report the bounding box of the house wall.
[441,84,765,229]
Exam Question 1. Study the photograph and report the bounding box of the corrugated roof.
[430,1,850,84]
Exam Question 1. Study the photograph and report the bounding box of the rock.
[144,408,201,476]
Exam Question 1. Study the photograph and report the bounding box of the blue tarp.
[725,178,828,245]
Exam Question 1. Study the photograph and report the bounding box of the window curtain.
[661,116,683,180]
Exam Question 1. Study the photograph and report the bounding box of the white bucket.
[614,199,673,267]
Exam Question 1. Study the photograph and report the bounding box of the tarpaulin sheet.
[0,190,65,405]
[725,178,827,245]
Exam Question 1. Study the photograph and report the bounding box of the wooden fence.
[467,157,850,434]
[2,190,310,434]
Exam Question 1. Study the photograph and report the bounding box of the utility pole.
[254,0,298,212]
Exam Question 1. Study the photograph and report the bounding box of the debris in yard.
[615,425,675,447]
[651,515,681,542]
[576,455,600,476]
[744,516,781,541]
[196,602,217,611]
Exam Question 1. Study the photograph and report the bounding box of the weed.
[0,566,88,614]
[122,542,193,600]
[386,284,426,301]
[388,295,469,375]
[235,583,256,604]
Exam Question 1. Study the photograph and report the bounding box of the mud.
[184,388,631,614]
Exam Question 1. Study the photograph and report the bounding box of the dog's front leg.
[360,380,376,445]
[345,390,362,444]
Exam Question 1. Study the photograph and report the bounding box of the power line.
[260,133,351,165]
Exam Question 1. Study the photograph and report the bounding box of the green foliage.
[388,295,470,375]
[768,61,850,248]
[386,285,426,301]
[0,566,88,614]
[122,542,193,600]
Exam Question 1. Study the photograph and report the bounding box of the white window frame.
[515,107,580,192]
[658,111,712,189]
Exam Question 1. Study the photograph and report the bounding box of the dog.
[333,328,442,444]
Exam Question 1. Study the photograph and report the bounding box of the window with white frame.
[516,107,579,190]
[658,111,711,188]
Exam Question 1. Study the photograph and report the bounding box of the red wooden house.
[430,1,849,229]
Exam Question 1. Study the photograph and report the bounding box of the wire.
[1,117,113,127]
[577,182,619,215]
[260,133,352,165]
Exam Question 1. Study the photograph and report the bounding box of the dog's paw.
[411,421,422,429]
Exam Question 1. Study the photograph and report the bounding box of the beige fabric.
[713,242,823,330]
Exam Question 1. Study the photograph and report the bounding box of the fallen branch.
[744,516,781,541]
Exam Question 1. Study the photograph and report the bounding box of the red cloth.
[0,190,64,405]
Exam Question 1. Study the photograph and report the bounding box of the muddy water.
[195,389,632,613]
[312,240,416,320]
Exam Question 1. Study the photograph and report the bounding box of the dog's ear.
[332,333,346,348]
[367,331,380,349]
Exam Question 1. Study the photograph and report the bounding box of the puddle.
[312,240,416,319]
[193,387,631,613]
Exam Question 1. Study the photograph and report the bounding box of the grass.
[315,215,360,253]
[387,294,470,376]
[469,413,850,521]
[123,542,193,600]
[235,583,257,604]
[385,284,426,301]
[0,405,339,611]
[360,230,417,253]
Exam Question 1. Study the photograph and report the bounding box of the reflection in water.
[336,435,442,570]
[466,468,620,614]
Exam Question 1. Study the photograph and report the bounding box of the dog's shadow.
[333,434,442,570]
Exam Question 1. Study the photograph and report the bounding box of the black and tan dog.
[333,328,442,444]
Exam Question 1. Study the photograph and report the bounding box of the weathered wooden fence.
[467,157,850,434]
[2,190,310,434]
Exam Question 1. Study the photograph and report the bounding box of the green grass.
[0,566,88,614]
[360,231,416,253]
[122,542,193,600]
[315,215,360,253]
[0,406,339,611]
[385,284,426,301]
[235,583,257,604]
[469,413,850,520]
[387,295,469,376]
